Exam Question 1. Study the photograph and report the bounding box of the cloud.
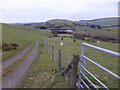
[0,0,119,23]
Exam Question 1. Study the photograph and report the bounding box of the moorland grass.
[43,37,119,88]
[58,34,73,37]
[17,41,67,88]
[75,26,118,36]
[2,23,50,61]
[2,23,119,88]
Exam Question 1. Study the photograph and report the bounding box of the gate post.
[48,44,50,54]
[78,44,85,88]
[70,54,79,88]
[51,46,54,62]
[80,44,85,73]
[58,49,62,74]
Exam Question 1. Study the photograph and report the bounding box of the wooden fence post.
[46,42,49,54]
[47,44,49,54]
[58,50,62,75]
[51,46,54,62]
[43,40,46,47]
[70,54,79,88]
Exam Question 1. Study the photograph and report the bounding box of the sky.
[0,0,119,23]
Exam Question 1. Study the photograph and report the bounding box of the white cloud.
[0,0,119,23]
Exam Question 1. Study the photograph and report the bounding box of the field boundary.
[78,43,120,89]
[43,40,120,89]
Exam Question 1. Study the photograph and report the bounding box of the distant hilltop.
[11,17,119,29]
[79,17,119,26]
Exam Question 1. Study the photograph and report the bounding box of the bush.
[53,33,58,37]
[73,31,119,43]
[2,43,19,51]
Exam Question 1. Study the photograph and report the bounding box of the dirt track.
[2,41,39,88]
[2,42,34,70]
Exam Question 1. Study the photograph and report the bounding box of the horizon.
[0,0,119,23]
[3,16,118,24]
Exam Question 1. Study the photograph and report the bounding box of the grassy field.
[47,19,74,25]
[2,23,68,88]
[75,26,118,36]
[43,36,119,88]
[2,23,119,88]
[14,17,119,30]
[79,17,119,26]
[2,23,50,61]
[17,41,67,88]
[58,34,73,37]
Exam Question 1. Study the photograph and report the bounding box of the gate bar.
[81,65,108,89]
[82,43,120,57]
[81,72,98,89]
[82,55,120,79]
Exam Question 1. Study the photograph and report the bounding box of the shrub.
[73,31,119,43]
[2,43,19,51]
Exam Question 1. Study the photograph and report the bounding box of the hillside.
[2,23,69,88]
[79,17,119,26]
[13,22,44,28]
[11,17,119,29]
[46,19,74,25]
[2,23,50,60]
[2,22,119,88]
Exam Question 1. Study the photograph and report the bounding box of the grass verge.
[43,37,119,88]
[2,23,50,61]
[17,41,67,88]
[2,42,35,77]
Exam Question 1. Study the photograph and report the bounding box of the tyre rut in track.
[2,41,39,88]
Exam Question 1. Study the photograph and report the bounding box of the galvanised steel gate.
[78,43,120,89]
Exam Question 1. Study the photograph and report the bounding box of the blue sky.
[0,0,119,23]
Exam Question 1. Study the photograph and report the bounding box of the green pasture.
[75,26,118,36]
[17,41,67,88]
[81,17,119,26]
[43,36,119,88]
[2,23,50,61]
[58,34,73,37]
[2,23,119,88]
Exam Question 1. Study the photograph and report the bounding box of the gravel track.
[2,42,34,70]
[2,41,39,88]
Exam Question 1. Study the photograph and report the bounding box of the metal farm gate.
[78,43,120,89]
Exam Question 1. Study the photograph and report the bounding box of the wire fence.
[43,39,79,87]
[43,40,120,89]
[43,39,72,66]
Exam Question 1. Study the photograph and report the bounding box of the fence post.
[47,44,49,54]
[51,46,54,62]
[70,54,79,88]
[78,44,85,88]
[43,40,46,47]
[58,49,62,74]
[46,42,49,54]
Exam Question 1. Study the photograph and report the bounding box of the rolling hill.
[11,17,119,29]
[2,23,49,60]
[46,19,74,25]
[79,17,119,26]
